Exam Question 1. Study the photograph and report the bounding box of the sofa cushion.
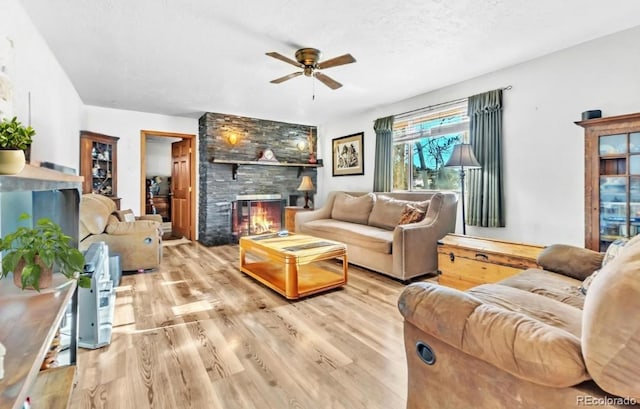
[497,269,585,309]
[114,208,135,222]
[468,283,583,337]
[331,193,375,225]
[367,195,429,230]
[299,219,392,254]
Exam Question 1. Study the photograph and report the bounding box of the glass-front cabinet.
[577,113,640,251]
[79,130,120,209]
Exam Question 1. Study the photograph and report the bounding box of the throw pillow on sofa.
[331,193,375,225]
[398,204,426,225]
[367,195,429,229]
[580,238,629,294]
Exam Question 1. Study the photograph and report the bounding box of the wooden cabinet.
[437,234,544,290]
[152,195,170,221]
[284,206,311,232]
[576,113,640,251]
[80,131,119,207]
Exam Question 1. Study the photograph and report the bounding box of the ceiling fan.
[266,48,356,90]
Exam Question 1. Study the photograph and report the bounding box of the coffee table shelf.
[239,234,348,299]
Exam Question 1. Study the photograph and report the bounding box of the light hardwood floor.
[70,241,435,409]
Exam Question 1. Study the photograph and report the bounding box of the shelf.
[0,165,83,193]
[0,280,77,409]
[30,366,76,408]
[211,158,323,179]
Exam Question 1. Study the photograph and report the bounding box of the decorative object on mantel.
[0,213,89,291]
[258,147,278,162]
[307,127,317,163]
[297,175,315,209]
[0,116,35,175]
[444,143,481,235]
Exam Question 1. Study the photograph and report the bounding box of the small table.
[239,233,348,299]
[437,234,544,290]
[284,206,312,232]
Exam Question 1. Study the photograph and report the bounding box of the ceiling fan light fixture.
[266,47,356,90]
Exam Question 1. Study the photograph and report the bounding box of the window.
[392,99,469,191]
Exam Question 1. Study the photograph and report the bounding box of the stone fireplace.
[198,112,319,245]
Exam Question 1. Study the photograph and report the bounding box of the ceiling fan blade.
[314,72,342,90]
[317,53,356,70]
[270,71,303,84]
[266,52,303,68]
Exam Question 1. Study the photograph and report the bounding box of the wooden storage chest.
[437,234,545,290]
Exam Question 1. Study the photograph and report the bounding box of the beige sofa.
[398,238,640,408]
[79,194,163,271]
[296,191,458,280]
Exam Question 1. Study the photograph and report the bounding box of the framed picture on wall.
[332,132,364,176]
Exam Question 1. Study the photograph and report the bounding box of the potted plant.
[0,116,35,174]
[0,213,90,291]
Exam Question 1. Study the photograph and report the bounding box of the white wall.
[145,141,172,176]
[319,25,640,247]
[1,0,84,171]
[83,105,198,211]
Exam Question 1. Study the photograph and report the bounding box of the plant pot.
[0,149,25,175]
[12,257,53,290]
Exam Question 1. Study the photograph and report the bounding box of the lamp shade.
[297,175,314,192]
[444,144,481,168]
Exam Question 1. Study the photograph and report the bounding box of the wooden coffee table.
[239,233,348,299]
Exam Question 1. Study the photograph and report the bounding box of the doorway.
[140,130,196,241]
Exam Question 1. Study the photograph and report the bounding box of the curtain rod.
[391,85,512,119]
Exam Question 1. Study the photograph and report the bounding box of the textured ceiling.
[19,0,640,125]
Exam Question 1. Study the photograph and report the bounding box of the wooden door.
[171,139,191,239]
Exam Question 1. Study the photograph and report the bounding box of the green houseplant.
[0,213,90,290]
[0,116,35,174]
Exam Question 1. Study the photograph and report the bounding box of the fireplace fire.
[231,194,286,239]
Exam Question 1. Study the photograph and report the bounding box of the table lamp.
[444,143,481,235]
[297,175,314,209]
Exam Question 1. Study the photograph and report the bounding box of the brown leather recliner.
[79,194,163,271]
[398,237,640,408]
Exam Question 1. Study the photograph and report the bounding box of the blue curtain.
[467,89,505,227]
[373,116,394,192]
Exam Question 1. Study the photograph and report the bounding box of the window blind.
[393,99,469,143]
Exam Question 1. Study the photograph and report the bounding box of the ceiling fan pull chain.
[312,75,316,101]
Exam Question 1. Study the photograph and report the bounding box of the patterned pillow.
[398,204,426,225]
[579,270,599,295]
[580,238,629,294]
[601,238,629,267]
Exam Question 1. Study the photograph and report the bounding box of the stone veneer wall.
[198,112,318,245]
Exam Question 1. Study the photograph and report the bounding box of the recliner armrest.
[398,282,589,387]
[105,220,161,235]
[137,214,163,223]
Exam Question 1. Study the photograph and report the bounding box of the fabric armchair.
[79,194,162,271]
